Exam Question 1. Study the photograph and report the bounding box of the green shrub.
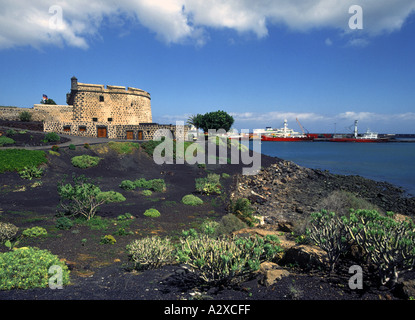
[142,189,152,196]
[0,136,15,147]
[119,180,136,190]
[143,208,161,218]
[71,155,101,168]
[117,213,134,220]
[100,235,116,244]
[97,191,126,203]
[182,194,204,206]
[133,178,166,192]
[306,208,415,286]
[199,220,220,236]
[0,222,18,244]
[195,173,222,195]
[127,236,174,270]
[22,226,48,238]
[48,150,60,156]
[221,173,230,179]
[133,178,150,189]
[114,227,134,236]
[346,209,415,286]
[58,174,126,220]
[6,129,16,136]
[318,190,383,216]
[150,179,166,192]
[0,247,70,290]
[0,149,47,173]
[68,144,76,150]
[214,214,249,236]
[230,198,258,227]
[55,217,73,230]
[19,111,32,122]
[19,165,43,180]
[175,233,282,284]
[44,132,60,142]
[306,210,351,273]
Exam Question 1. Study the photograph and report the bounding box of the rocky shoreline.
[231,157,415,226]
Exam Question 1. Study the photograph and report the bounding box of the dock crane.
[296,118,309,136]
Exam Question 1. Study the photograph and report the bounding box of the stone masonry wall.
[44,121,189,141]
[0,105,73,122]
[72,83,152,125]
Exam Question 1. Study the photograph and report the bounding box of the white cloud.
[230,111,328,123]
[347,37,370,47]
[1,0,415,49]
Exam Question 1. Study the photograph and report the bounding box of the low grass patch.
[74,216,111,231]
[0,149,47,173]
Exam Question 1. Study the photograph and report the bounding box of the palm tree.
[187,114,202,129]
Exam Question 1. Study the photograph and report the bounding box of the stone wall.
[43,121,189,141]
[0,107,24,121]
[44,121,100,138]
[0,105,73,122]
[71,82,152,125]
[33,104,74,122]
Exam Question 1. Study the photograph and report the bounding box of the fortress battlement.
[72,80,150,98]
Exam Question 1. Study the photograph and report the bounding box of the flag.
[43,94,48,101]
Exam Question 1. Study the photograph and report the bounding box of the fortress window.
[99,95,104,102]
[63,126,71,132]
[79,126,86,132]
[92,118,98,122]
[107,118,113,122]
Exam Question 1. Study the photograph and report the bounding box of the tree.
[57,174,126,220]
[187,114,203,129]
[40,98,57,105]
[193,110,234,133]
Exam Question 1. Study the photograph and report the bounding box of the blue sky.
[1,0,415,133]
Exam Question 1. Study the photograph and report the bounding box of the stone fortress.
[0,76,187,141]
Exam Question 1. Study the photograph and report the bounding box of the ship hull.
[261,136,314,142]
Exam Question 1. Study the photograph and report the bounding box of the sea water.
[250,141,415,196]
